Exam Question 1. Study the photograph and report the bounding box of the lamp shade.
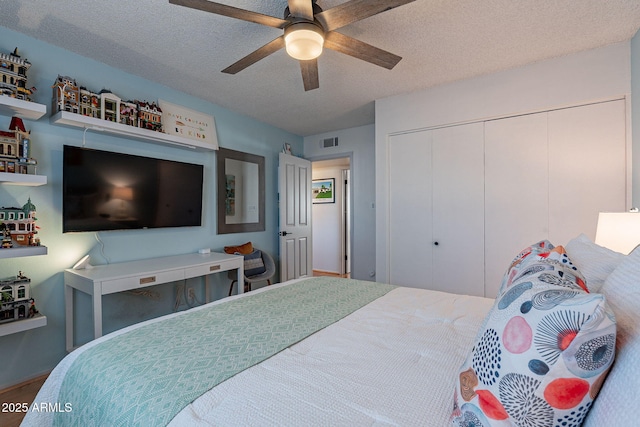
[595,212,640,254]
[284,22,324,61]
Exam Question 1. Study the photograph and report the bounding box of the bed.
[21,235,640,426]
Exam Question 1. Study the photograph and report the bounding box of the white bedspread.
[172,284,493,426]
[23,280,493,427]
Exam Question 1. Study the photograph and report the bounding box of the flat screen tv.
[63,145,204,232]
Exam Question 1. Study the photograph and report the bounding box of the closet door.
[484,113,549,298]
[388,124,484,295]
[431,123,485,296]
[388,131,433,288]
[548,100,627,244]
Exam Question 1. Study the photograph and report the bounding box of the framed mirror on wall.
[217,147,265,234]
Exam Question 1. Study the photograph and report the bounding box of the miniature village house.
[0,274,29,301]
[52,75,80,114]
[120,100,138,127]
[0,47,33,101]
[0,197,40,247]
[0,272,36,323]
[100,89,121,123]
[80,87,99,118]
[137,100,163,131]
[52,75,164,132]
[0,116,36,174]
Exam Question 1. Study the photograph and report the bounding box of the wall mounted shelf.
[0,99,49,338]
[0,96,47,120]
[0,172,47,186]
[0,246,47,259]
[0,314,47,337]
[50,111,217,152]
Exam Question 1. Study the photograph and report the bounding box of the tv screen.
[63,145,204,232]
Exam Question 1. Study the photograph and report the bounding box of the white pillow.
[583,247,640,426]
[565,234,624,292]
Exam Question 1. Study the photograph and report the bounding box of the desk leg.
[93,289,102,340]
[65,284,73,353]
[205,275,211,303]
[237,263,244,295]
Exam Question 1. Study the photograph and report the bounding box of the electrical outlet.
[187,287,195,300]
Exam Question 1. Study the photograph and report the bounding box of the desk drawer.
[184,259,239,279]
[102,269,185,294]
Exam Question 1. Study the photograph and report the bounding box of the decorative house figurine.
[0,271,38,323]
[0,48,34,101]
[51,76,164,132]
[120,100,138,126]
[99,89,121,122]
[52,75,80,114]
[0,116,37,174]
[0,197,40,247]
[136,100,163,132]
[1,224,12,248]
[79,86,100,118]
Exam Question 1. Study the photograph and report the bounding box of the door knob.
[434,241,439,246]
[280,231,291,236]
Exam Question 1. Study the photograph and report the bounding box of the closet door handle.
[433,241,439,246]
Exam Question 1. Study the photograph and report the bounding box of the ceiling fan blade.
[316,0,416,32]
[287,0,314,21]
[300,59,319,91]
[169,0,288,29]
[222,36,286,74]
[324,31,401,70]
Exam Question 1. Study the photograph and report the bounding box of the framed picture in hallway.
[312,178,335,204]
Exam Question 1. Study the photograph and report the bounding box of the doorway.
[311,157,351,278]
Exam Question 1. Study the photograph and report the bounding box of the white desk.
[64,252,243,352]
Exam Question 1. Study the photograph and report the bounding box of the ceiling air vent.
[321,137,338,148]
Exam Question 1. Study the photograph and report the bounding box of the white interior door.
[431,123,485,296]
[388,131,434,288]
[484,112,549,297]
[279,153,312,281]
[548,100,627,243]
[388,125,484,295]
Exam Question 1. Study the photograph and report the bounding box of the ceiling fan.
[168,0,416,91]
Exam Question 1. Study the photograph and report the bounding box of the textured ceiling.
[2,0,640,136]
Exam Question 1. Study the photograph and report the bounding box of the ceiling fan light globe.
[285,24,324,61]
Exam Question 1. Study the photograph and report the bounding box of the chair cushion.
[244,249,266,277]
[224,242,253,255]
[452,242,616,427]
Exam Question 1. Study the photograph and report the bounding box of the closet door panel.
[431,123,485,296]
[388,131,433,288]
[484,113,549,298]
[548,100,627,244]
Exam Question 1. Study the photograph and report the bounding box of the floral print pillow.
[452,243,616,427]
[497,240,587,296]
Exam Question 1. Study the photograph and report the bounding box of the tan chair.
[228,248,276,296]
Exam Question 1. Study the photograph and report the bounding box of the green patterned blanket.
[54,277,395,426]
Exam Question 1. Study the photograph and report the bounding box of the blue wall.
[0,26,302,388]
